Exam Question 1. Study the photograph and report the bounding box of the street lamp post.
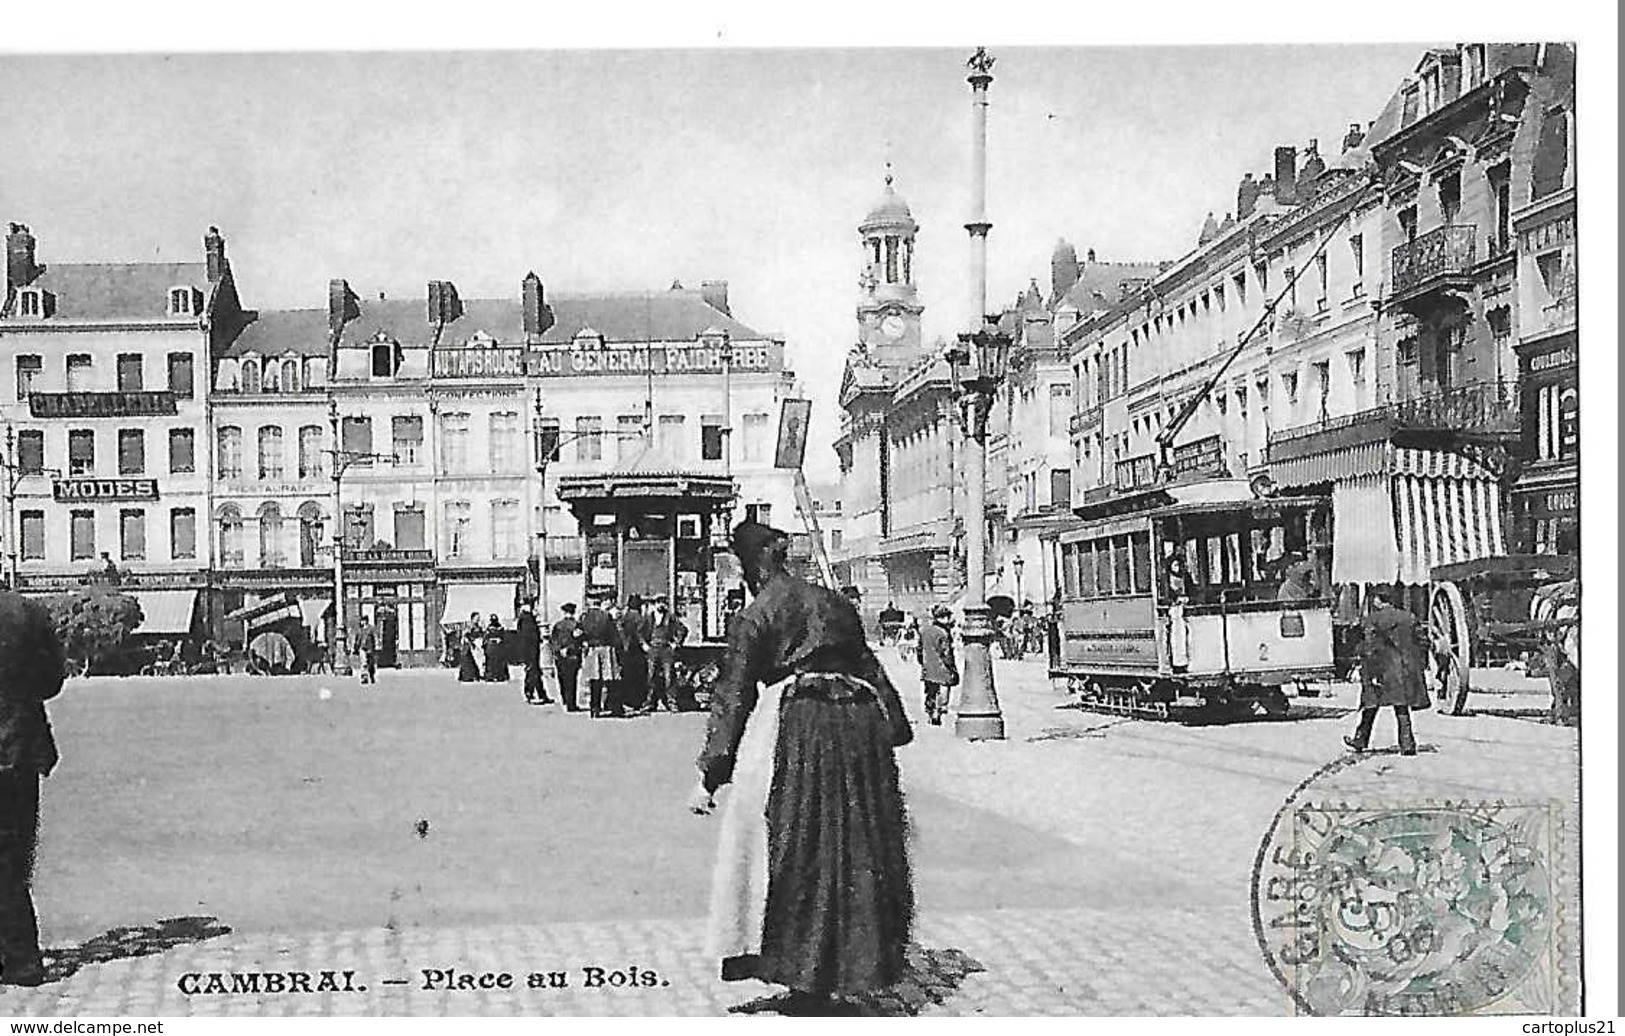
[532,388,560,693]
[951,46,1008,741]
[948,328,1010,740]
[1013,554,1025,605]
[326,401,395,677]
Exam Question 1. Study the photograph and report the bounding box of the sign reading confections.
[527,343,781,378]
[52,478,160,502]
[29,391,178,419]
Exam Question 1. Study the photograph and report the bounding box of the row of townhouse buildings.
[834,41,1577,639]
[0,224,801,666]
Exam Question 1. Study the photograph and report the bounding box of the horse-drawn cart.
[1427,554,1578,719]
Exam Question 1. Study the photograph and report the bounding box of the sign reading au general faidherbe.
[53,478,160,502]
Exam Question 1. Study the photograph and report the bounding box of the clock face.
[880,314,906,341]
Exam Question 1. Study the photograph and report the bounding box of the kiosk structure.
[554,468,739,681]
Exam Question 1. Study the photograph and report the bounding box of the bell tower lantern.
[856,168,924,362]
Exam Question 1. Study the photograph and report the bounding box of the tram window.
[1131,533,1152,594]
[1094,541,1113,595]
[1112,535,1132,595]
[1184,539,1202,588]
[1225,533,1243,586]
[1249,528,1271,582]
[1076,542,1095,597]
[1061,543,1079,597]
[1207,536,1225,584]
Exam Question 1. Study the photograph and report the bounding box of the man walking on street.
[549,603,583,712]
[918,604,959,726]
[0,588,67,986]
[516,601,552,706]
[1345,586,1430,756]
[354,617,378,685]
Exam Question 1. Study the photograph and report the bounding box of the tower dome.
[859,171,917,233]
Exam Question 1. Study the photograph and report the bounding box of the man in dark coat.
[578,593,622,718]
[0,591,66,986]
[549,603,583,712]
[617,595,650,714]
[483,614,510,682]
[354,618,378,685]
[515,602,552,705]
[918,604,959,725]
[1345,587,1430,756]
[694,521,913,1012]
[643,596,688,713]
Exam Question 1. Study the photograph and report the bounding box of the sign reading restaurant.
[53,478,160,502]
[29,391,178,419]
[431,343,782,379]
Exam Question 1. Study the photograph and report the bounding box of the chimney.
[6,223,38,292]
[522,272,554,336]
[329,278,360,337]
[1300,140,1326,185]
[1198,211,1220,246]
[1342,122,1365,153]
[427,280,462,325]
[1273,146,1298,205]
[1050,238,1079,302]
[204,226,226,282]
[1237,173,1259,219]
[700,279,730,316]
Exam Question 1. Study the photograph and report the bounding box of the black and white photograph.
[0,3,1614,1022]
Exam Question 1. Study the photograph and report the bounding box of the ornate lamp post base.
[954,601,1005,740]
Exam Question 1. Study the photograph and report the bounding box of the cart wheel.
[1430,582,1471,715]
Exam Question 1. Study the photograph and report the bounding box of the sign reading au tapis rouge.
[29,391,178,419]
[430,348,526,379]
[52,478,160,502]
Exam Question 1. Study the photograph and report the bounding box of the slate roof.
[222,287,772,357]
[20,262,209,321]
[1056,261,1165,316]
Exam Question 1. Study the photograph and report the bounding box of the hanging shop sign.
[52,477,160,502]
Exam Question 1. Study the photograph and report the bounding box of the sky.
[0,43,1472,478]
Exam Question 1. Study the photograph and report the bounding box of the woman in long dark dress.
[457,613,484,683]
[483,614,510,682]
[693,521,914,1011]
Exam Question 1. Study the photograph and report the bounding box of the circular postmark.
[1253,801,1554,1016]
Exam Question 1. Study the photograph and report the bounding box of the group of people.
[549,591,691,717]
[450,612,515,685]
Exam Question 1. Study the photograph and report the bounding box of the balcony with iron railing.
[1390,224,1477,308]
[1268,379,1520,465]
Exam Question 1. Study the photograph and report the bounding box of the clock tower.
[855,170,923,364]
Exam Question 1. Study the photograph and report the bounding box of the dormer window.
[17,288,43,318]
[573,328,603,351]
[371,339,400,378]
[169,287,197,317]
[240,358,261,394]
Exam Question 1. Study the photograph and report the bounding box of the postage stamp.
[1254,800,1568,1016]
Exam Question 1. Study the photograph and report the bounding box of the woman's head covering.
[730,520,789,563]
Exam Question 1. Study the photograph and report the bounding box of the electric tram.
[1046,478,1336,719]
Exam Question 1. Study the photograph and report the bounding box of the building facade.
[0,223,240,641]
[833,176,969,625]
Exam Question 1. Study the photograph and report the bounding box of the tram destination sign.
[53,477,160,502]
[29,391,178,419]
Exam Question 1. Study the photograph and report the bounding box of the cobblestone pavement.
[0,662,1579,1016]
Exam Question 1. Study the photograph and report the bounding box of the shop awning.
[299,598,331,631]
[1394,467,1505,584]
[132,589,199,635]
[225,592,301,629]
[441,583,516,626]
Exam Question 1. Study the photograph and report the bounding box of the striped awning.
[226,592,301,629]
[1392,469,1506,584]
[1271,441,1391,487]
